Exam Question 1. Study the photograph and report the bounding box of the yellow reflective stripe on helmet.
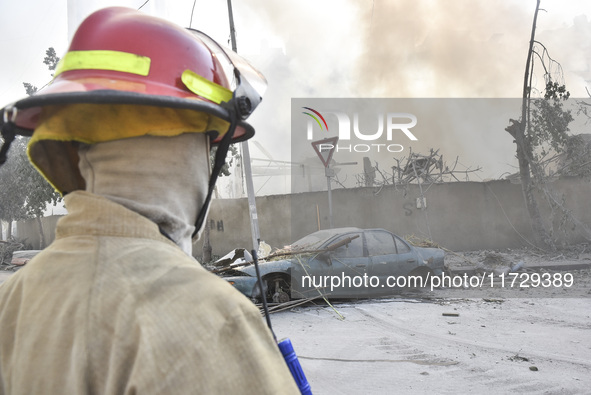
[54,50,151,77]
[181,69,233,104]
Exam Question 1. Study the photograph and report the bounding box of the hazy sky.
[1,0,590,196]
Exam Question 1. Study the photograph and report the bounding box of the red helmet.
[1,6,266,145]
[0,6,266,204]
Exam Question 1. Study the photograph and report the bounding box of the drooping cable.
[0,124,16,165]
[189,0,197,28]
[137,0,150,10]
[192,112,237,237]
[252,249,276,341]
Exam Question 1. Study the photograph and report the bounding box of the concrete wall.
[15,178,591,258]
[196,178,591,260]
[15,216,61,249]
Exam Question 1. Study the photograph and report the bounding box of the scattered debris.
[482,298,505,304]
[405,235,442,249]
[357,148,482,188]
[298,355,459,366]
[210,234,361,275]
[208,248,253,269]
[258,241,272,259]
[0,240,26,267]
[474,252,524,275]
[0,242,40,272]
[509,354,530,363]
[258,295,327,315]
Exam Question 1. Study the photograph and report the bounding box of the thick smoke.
[232,0,590,194]
[351,0,532,97]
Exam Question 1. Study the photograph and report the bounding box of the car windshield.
[291,228,361,251]
[291,230,334,250]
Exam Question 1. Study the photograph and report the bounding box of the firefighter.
[0,7,300,394]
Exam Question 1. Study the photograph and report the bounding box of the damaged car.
[217,227,446,303]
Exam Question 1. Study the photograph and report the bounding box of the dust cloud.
[230,0,590,193]
[352,0,532,97]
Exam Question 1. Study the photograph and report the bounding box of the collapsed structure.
[358,148,482,187]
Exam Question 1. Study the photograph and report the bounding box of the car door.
[366,230,419,283]
[324,231,367,296]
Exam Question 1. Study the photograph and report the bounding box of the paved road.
[271,292,591,395]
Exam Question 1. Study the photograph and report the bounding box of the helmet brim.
[5,83,254,144]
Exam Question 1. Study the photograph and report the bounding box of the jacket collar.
[56,191,178,249]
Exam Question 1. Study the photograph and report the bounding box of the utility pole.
[325,165,334,228]
[227,0,260,252]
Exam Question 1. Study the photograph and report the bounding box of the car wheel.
[251,281,267,303]
[264,274,291,303]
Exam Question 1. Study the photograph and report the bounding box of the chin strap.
[0,127,16,166]
[193,112,238,238]
[0,108,18,166]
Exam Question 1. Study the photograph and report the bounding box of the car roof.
[301,227,391,238]
[314,227,363,236]
[292,227,363,249]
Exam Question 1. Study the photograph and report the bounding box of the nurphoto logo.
[303,107,418,153]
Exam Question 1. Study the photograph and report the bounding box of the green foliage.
[210,144,240,177]
[526,82,573,162]
[558,134,591,178]
[0,46,64,224]
[43,47,60,73]
[543,81,570,101]
[0,137,61,223]
[23,82,37,96]
[0,138,28,223]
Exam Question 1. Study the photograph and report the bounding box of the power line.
[190,0,197,28]
[138,0,150,10]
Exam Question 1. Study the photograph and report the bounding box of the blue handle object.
[278,338,312,395]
